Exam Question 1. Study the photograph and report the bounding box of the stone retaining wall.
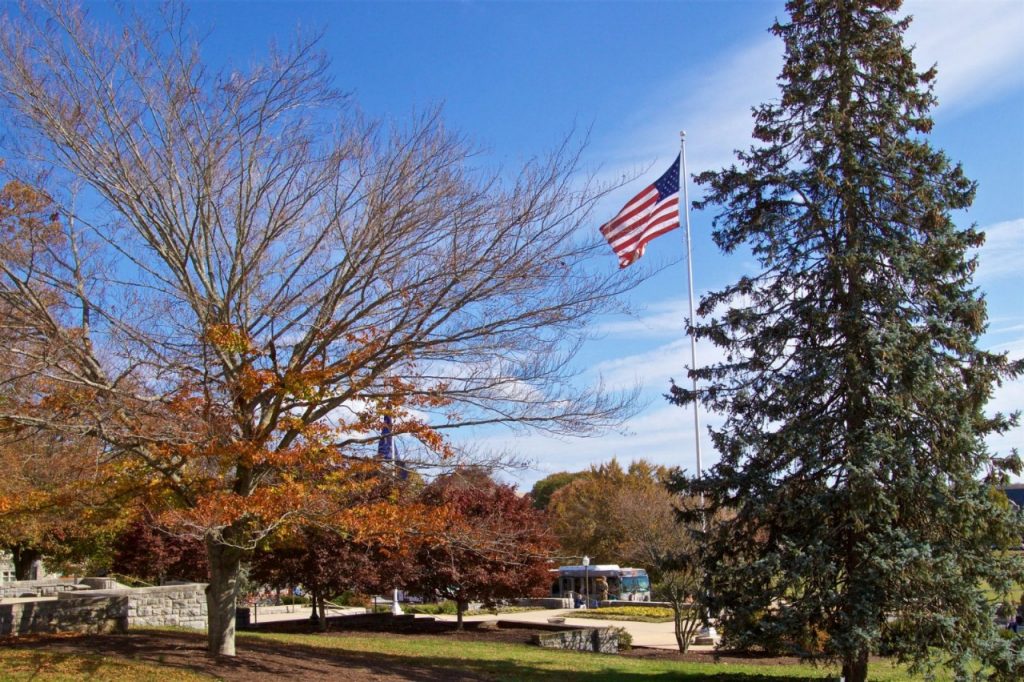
[533,627,619,654]
[516,597,573,609]
[0,578,79,599]
[92,583,208,629]
[0,581,207,635]
[0,593,128,636]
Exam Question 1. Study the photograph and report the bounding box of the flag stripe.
[605,203,663,245]
[607,195,679,251]
[600,186,658,234]
[611,203,680,266]
[617,222,680,263]
[608,193,678,241]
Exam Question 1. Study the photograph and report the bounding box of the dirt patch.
[1,619,816,680]
[3,629,489,681]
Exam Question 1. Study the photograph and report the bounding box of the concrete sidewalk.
[248,604,366,624]
[243,604,712,652]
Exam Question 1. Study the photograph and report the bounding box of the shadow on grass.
[2,629,834,682]
[4,650,110,678]
[240,630,831,682]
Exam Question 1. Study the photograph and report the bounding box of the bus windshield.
[621,575,650,591]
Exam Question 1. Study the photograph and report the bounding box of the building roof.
[1002,484,1024,509]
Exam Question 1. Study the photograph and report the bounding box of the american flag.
[600,156,681,268]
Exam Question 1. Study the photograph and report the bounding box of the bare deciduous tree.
[0,1,642,656]
[616,484,704,653]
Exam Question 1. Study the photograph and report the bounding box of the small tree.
[529,471,583,511]
[546,459,672,562]
[655,562,704,654]
[250,525,400,631]
[407,470,553,629]
[615,477,703,652]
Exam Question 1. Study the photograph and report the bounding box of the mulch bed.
[1,619,811,680]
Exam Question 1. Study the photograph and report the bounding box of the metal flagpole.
[680,131,702,496]
[382,415,404,616]
[681,131,718,645]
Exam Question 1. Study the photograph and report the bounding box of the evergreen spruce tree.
[672,1,1024,679]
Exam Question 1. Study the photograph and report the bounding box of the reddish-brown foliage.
[405,470,555,627]
[111,514,209,584]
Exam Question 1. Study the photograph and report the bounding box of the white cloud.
[594,298,690,338]
[904,0,1024,116]
[591,0,1024,189]
[986,378,1024,458]
[590,328,731,392]
[617,36,784,176]
[592,338,688,392]
[990,322,1024,336]
[587,35,783,200]
[490,402,722,490]
[988,333,1024,357]
[464,331,732,489]
[976,218,1024,282]
[981,307,1024,462]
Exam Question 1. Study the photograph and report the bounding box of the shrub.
[331,591,371,608]
[466,606,543,616]
[609,626,632,651]
[591,606,672,619]
[405,601,458,615]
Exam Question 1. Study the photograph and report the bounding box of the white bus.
[550,564,652,604]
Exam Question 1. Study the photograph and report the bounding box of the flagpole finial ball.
[680,130,686,141]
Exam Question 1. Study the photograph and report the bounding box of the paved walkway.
[245,604,712,652]
[428,608,714,651]
[248,604,366,624]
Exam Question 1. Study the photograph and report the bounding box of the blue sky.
[90,0,1023,488]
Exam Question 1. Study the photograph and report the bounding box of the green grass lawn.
[244,630,939,681]
[0,629,948,681]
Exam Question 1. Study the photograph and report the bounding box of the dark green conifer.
[673,1,1024,679]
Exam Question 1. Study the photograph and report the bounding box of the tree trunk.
[670,599,702,654]
[12,544,42,581]
[316,593,327,631]
[672,602,687,652]
[205,538,243,657]
[456,598,466,630]
[842,648,868,682]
